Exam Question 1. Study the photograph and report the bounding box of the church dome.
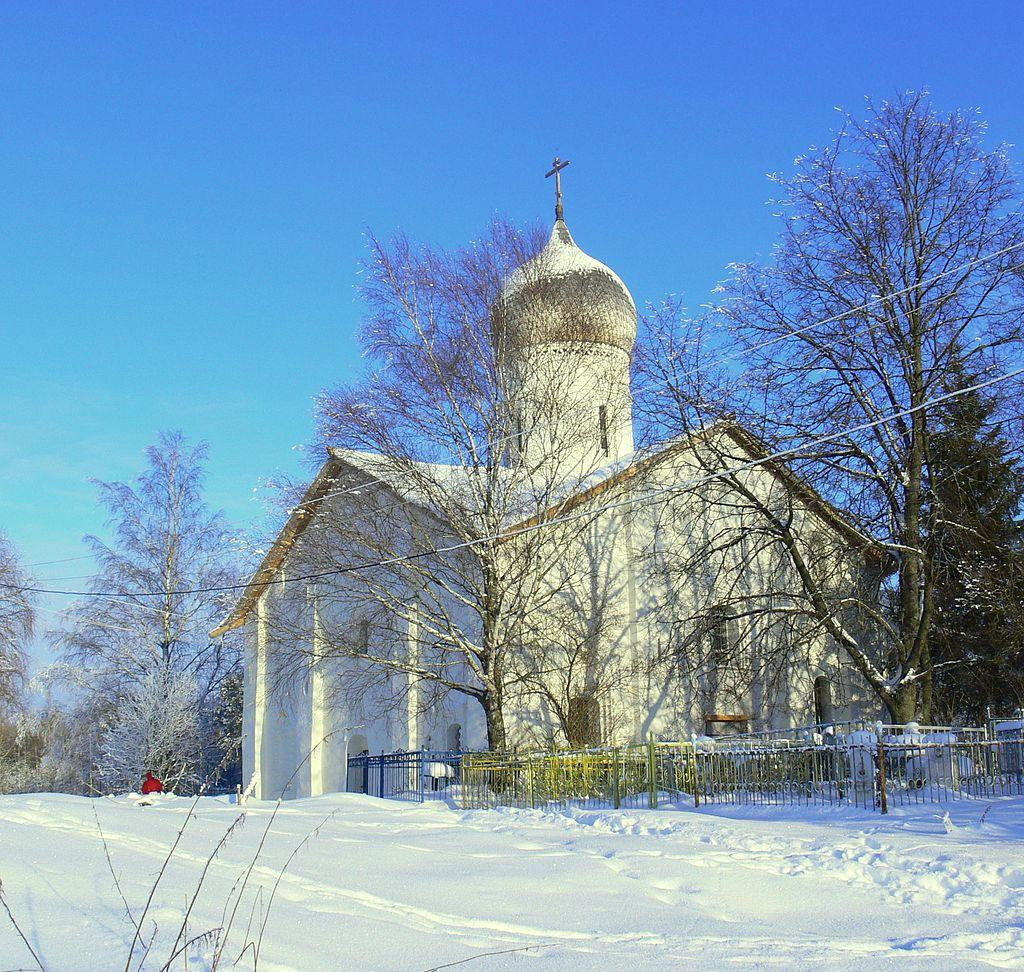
[496,219,637,358]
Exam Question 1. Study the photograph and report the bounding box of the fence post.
[420,750,426,803]
[690,744,700,808]
[648,733,658,809]
[876,735,888,814]
[528,759,535,809]
[612,747,621,809]
[379,750,385,799]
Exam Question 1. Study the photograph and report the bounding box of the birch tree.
[55,431,242,786]
[0,533,34,710]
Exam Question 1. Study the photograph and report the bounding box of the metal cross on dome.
[545,156,571,221]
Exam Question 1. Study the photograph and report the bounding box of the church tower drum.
[496,161,637,480]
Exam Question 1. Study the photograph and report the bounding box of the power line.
[0,594,149,637]
[17,239,1024,584]
[7,363,1023,601]
[21,554,95,569]
[289,244,1024,514]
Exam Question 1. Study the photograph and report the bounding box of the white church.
[215,169,877,800]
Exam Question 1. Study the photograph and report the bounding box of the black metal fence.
[345,750,461,803]
[459,733,1024,814]
[342,728,1024,815]
[691,736,1024,810]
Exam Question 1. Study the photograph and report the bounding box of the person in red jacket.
[141,771,164,795]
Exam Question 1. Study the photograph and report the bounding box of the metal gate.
[346,750,461,803]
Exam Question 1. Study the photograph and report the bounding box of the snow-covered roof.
[211,424,884,637]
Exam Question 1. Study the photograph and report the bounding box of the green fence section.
[460,739,698,810]
[459,732,1024,813]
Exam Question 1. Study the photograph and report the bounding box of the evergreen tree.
[927,363,1024,723]
[209,670,243,787]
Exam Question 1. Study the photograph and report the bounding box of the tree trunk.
[919,641,933,723]
[482,691,507,751]
[890,683,918,724]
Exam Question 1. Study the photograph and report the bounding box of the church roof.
[495,219,637,357]
[209,447,540,637]
[507,423,887,562]
[211,424,884,638]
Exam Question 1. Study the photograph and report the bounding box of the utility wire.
[7,363,1023,601]
[286,243,1024,515]
[18,239,1024,583]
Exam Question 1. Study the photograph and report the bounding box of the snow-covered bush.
[0,707,85,795]
[0,753,83,794]
[97,670,202,793]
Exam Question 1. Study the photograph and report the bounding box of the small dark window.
[703,606,747,710]
[708,606,738,664]
[353,617,370,656]
[598,405,609,454]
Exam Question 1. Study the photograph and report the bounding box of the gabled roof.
[211,423,884,637]
[209,455,347,637]
[210,448,486,637]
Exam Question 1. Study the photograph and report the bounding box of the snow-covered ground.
[0,792,1022,970]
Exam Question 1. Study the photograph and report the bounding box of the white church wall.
[502,435,879,747]
[636,440,877,734]
[243,442,880,796]
[241,483,493,800]
[240,619,257,796]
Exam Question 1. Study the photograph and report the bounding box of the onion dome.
[496,219,637,358]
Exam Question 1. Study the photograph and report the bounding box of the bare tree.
[638,91,1024,722]
[54,431,242,785]
[0,533,34,710]
[265,217,644,749]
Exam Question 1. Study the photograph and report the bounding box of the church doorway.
[346,734,370,794]
[445,724,462,752]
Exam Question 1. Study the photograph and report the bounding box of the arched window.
[703,605,747,714]
[349,617,369,656]
[598,404,610,455]
[813,676,834,725]
[708,605,739,664]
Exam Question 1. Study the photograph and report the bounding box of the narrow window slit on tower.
[598,404,609,454]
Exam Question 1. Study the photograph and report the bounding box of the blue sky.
[3,1,1024,654]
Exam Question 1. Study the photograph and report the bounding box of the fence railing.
[878,737,1024,808]
[459,734,1024,814]
[459,742,691,811]
[719,720,989,747]
[343,724,1024,815]
[345,750,460,803]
